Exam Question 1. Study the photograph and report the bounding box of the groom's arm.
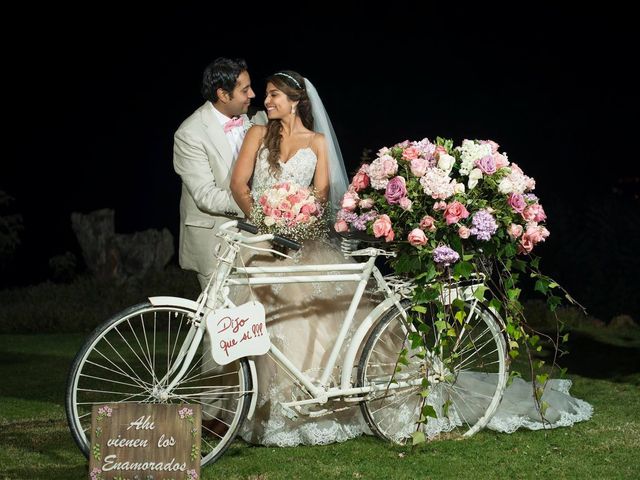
[173,130,242,216]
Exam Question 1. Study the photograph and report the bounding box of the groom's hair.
[201,57,248,103]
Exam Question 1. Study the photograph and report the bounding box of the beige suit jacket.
[173,102,265,276]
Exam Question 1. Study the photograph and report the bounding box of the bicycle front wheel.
[65,302,252,466]
[357,298,508,443]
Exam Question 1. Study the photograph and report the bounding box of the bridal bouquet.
[251,181,328,242]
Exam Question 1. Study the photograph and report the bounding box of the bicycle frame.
[153,220,485,411]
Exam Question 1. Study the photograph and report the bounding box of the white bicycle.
[66,219,508,466]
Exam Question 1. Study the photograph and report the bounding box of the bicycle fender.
[246,359,258,420]
[149,296,200,310]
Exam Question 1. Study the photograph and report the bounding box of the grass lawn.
[1,324,639,479]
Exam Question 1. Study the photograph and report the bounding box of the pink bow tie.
[223,116,244,133]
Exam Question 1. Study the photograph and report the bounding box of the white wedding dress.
[235,146,371,447]
[235,147,592,447]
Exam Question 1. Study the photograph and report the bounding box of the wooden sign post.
[89,403,201,480]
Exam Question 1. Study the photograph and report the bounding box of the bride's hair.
[261,70,314,177]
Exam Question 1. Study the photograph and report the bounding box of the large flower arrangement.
[251,181,328,242]
[335,137,581,439]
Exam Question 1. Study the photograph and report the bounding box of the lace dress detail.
[236,146,371,447]
[251,147,318,200]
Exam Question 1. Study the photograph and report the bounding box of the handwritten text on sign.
[206,301,270,365]
[89,403,200,480]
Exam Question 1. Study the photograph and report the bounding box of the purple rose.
[475,155,497,175]
[508,193,526,213]
[384,176,407,205]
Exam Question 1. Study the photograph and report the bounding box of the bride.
[230,70,369,447]
[229,70,592,447]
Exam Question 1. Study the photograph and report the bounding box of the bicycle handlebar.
[222,220,302,251]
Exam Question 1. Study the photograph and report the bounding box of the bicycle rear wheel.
[357,298,507,443]
[65,302,252,466]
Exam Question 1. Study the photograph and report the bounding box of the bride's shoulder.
[310,132,327,155]
[247,124,267,137]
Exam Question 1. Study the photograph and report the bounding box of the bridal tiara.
[274,72,302,89]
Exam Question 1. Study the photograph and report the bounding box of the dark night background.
[2,4,638,320]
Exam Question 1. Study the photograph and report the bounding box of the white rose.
[454,182,466,194]
[264,217,276,226]
[437,154,455,174]
[467,168,483,190]
[498,178,514,194]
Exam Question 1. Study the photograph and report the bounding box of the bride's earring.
[291,104,296,116]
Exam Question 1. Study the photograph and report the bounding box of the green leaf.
[507,288,521,300]
[434,320,447,332]
[534,279,548,294]
[413,305,427,314]
[418,323,431,333]
[453,261,474,278]
[411,431,426,445]
[536,373,549,385]
[473,285,487,301]
[512,259,527,272]
[547,295,562,311]
[422,405,437,418]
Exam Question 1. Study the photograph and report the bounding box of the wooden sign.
[89,403,201,480]
[206,301,270,365]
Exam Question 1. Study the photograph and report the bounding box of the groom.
[173,57,266,288]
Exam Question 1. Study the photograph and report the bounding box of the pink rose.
[359,198,375,209]
[524,224,550,244]
[384,176,407,205]
[410,157,429,177]
[407,228,427,246]
[443,201,470,225]
[341,191,359,211]
[480,140,500,154]
[373,214,394,242]
[351,170,370,192]
[458,226,471,239]
[334,220,348,232]
[518,235,534,254]
[419,215,437,232]
[494,153,509,169]
[278,201,292,212]
[380,155,398,177]
[402,146,421,160]
[507,223,523,239]
[523,204,546,222]
[434,145,447,157]
[300,203,317,215]
[508,193,526,213]
[399,197,413,211]
[433,200,447,211]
